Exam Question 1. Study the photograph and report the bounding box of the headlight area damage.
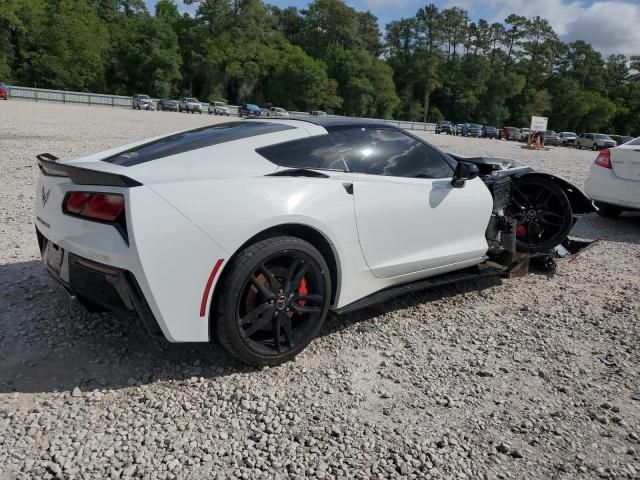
[450,154,595,269]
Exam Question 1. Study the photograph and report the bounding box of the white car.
[34,118,593,365]
[208,101,231,116]
[267,107,289,117]
[178,97,203,114]
[584,137,640,217]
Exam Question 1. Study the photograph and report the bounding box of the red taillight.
[594,149,612,169]
[65,192,90,214]
[64,192,125,222]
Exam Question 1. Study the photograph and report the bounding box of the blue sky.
[144,0,640,56]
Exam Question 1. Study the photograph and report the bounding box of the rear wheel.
[595,201,623,218]
[215,236,331,366]
[592,143,598,151]
[507,177,573,253]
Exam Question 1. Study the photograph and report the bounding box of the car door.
[329,127,493,279]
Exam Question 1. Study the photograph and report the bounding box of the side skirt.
[334,264,507,315]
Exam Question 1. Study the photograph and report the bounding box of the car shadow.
[571,211,640,245]
[0,260,505,395]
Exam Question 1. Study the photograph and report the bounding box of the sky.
[145,0,640,57]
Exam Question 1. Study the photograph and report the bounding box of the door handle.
[342,182,353,195]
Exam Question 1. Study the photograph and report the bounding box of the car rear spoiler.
[37,153,142,187]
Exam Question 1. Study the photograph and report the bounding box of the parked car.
[519,128,531,142]
[209,101,231,116]
[543,130,560,146]
[179,97,203,114]
[156,99,178,112]
[557,132,577,147]
[239,103,262,118]
[584,137,640,217]
[0,82,8,100]
[35,117,592,366]
[482,126,499,139]
[501,126,519,141]
[576,133,616,150]
[435,121,454,135]
[311,111,327,116]
[461,123,482,137]
[132,94,154,110]
[608,135,634,146]
[266,107,289,118]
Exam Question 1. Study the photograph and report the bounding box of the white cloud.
[450,0,640,57]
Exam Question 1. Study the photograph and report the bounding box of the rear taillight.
[63,192,125,222]
[594,149,612,169]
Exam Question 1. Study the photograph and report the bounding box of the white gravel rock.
[0,100,639,479]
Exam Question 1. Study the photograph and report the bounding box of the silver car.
[179,97,203,114]
[576,133,617,150]
[208,101,231,116]
[557,132,577,147]
[132,94,154,111]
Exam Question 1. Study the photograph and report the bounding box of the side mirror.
[451,161,479,188]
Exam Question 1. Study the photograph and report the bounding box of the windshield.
[594,134,610,140]
[138,95,150,100]
[186,98,198,102]
[561,132,576,136]
[544,131,556,135]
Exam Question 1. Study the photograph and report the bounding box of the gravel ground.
[1,101,639,480]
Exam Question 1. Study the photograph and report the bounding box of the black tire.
[215,236,331,366]
[595,201,623,218]
[575,142,580,149]
[592,143,598,151]
[507,176,573,253]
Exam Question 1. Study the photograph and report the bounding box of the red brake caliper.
[298,278,308,307]
[516,224,527,237]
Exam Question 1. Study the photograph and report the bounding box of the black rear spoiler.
[37,153,142,187]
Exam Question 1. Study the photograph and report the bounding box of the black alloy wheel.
[216,236,331,366]
[507,177,573,253]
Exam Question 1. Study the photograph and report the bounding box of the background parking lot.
[1,102,638,479]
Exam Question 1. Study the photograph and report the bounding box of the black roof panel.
[102,122,295,167]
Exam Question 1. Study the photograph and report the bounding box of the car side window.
[256,135,348,171]
[329,128,454,178]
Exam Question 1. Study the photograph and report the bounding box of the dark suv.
[435,121,454,135]
[239,103,262,118]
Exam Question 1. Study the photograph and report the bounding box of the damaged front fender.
[515,172,595,215]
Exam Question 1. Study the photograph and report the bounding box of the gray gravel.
[1,100,639,480]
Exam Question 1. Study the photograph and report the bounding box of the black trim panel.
[102,122,296,167]
[38,156,142,187]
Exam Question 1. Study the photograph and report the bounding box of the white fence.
[7,85,436,132]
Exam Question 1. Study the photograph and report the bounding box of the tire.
[594,201,623,218]
[592,143,598,151]
[575,142,580,149]
[215,236,331,366]
[507,176,573,253]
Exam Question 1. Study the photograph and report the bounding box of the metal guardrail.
[8,85,133,108]
[7,86,436,132]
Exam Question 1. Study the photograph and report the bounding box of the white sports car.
[35,117,594,365]
[584,137,640,217]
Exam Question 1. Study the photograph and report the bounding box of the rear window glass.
[256,135,347,171]
[103,122,295,167]
[627,137,640,146]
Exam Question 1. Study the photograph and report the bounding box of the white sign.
[530,116,548,131]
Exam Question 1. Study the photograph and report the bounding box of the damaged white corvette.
[35,117,594,365]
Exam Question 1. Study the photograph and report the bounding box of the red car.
[0,82,8,100]
[502,126,519,140]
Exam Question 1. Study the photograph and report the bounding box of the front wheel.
[507,176,573,253]
[595,201,623,218]
[215,236,331,366]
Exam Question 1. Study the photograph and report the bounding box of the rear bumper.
[36,228,163,337]
[584,165,640,210]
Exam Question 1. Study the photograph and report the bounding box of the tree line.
[2,0,639,134]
